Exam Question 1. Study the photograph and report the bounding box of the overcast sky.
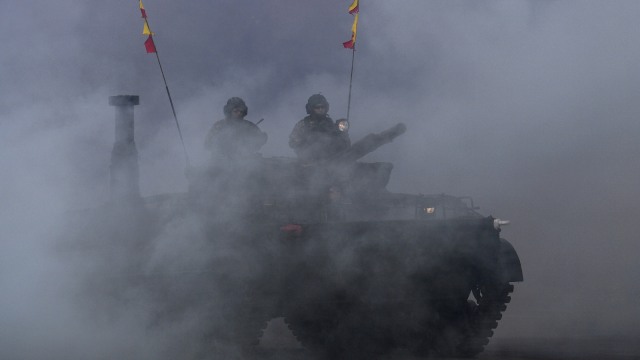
[1,0,640,357]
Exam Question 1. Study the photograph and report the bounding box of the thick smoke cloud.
[1,0,640,358]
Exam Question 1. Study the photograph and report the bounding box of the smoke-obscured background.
[1,0,639,358]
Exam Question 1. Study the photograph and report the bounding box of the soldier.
[204,97,267,159]
[289,94,351,162]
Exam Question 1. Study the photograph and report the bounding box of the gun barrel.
[338,122,406,162]
[379,123,407,139]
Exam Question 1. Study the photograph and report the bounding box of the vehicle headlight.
[493,218,510,230]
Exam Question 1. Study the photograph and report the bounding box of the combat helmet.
[223,97,248,117]
[305,94,329,115]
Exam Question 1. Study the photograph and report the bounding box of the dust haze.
[1,0,639,358]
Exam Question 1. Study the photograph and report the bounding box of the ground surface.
[257,318,640,360]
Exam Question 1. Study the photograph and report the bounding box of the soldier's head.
[223,97,248,120]
[305,94,329,116]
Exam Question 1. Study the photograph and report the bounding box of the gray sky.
[1,0,640,357]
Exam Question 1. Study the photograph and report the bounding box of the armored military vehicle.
[65,97,522,359]
[184,122,523,359]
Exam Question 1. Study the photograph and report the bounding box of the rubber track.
[459,283,514,357]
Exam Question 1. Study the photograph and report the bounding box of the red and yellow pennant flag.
[139,0,156,53]
[342,12,358,49]
[135,0,189,166]
[144,36,157,53]
[142,21,153,36]
[348,0,359,14]
[139,0,147,18]
[343,0,359,49]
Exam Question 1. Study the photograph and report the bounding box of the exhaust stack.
[108,95,140,202]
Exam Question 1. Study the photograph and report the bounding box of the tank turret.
[188,122,408,211]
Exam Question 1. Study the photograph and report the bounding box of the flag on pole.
[343,13,358,49]
[142,21,152,35]
[144,35,157,53]
[348,0,359,14]
[139,0,156,53]
[135,0,190,165]
[139,0,147,18]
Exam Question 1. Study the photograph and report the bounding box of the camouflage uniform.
[204,97,267,159]
[289,95,350,162]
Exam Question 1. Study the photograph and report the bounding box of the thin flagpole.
[141,2,190,167]
[346,47,356,121]
[344,0,359,121]
[153,49,190,167]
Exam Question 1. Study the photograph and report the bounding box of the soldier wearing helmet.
[204,97,267,159]
[289,94,351,162]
